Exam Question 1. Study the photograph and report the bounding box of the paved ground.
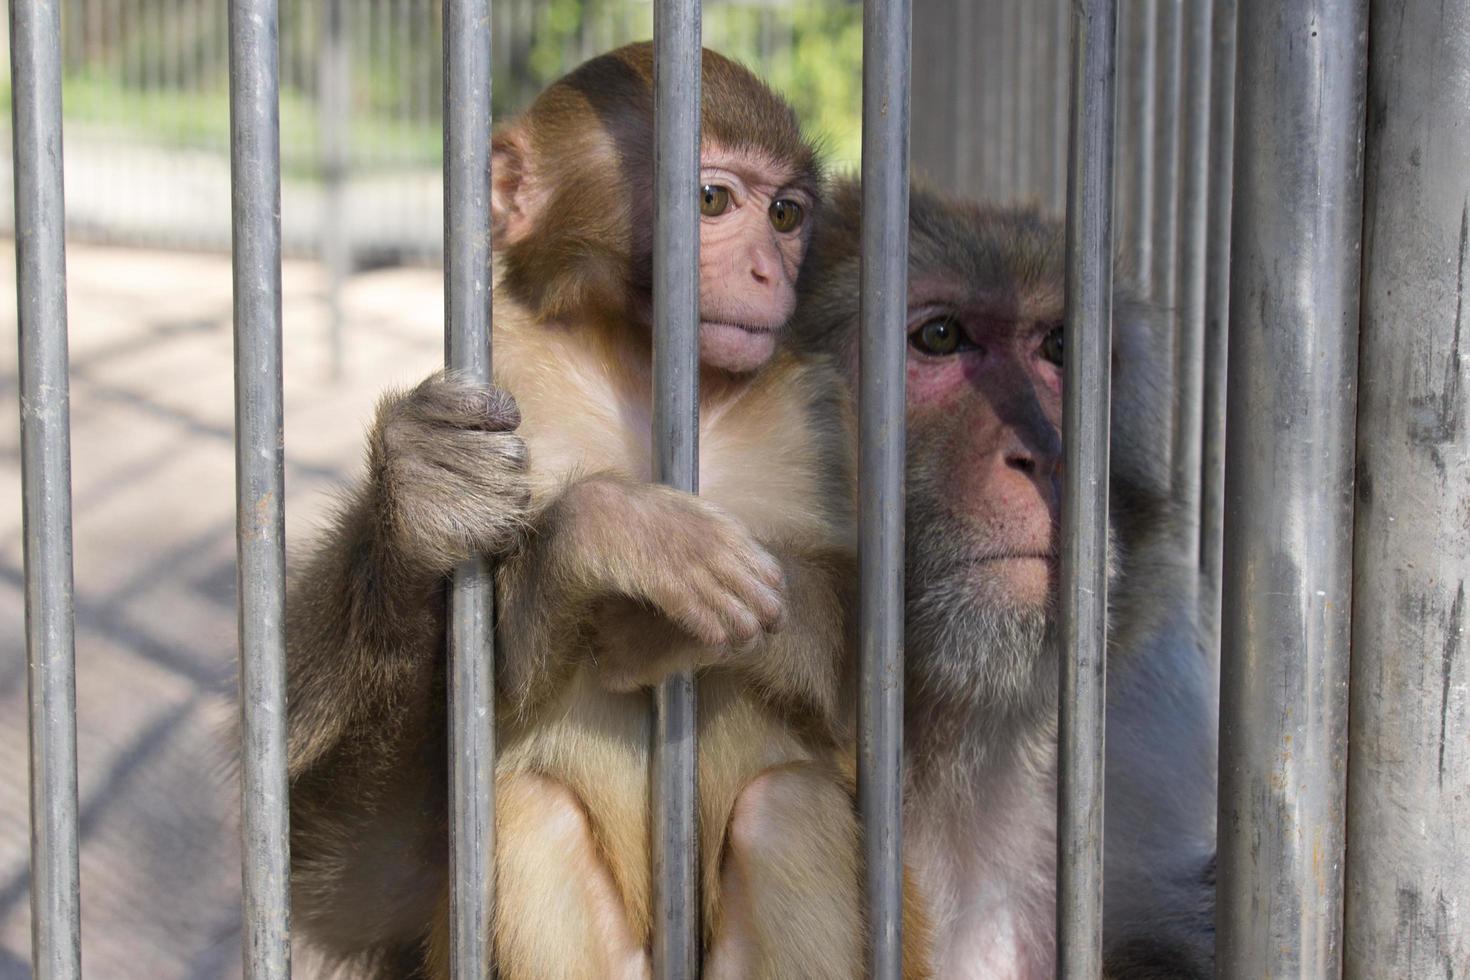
[0,239,447,979]
[0,132,444,261]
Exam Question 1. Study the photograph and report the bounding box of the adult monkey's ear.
[491,126,537,246]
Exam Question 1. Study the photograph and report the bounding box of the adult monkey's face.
[792,180,1172,717]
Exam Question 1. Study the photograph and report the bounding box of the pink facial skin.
[902,283,1066,609]
[696,145,813,374]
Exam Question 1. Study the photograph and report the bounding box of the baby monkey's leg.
[491,774,649,980]
[705,762,864,980]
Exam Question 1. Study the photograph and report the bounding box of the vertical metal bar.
[1198,0,1236,670]
[996,0,1016,199]
[227,0,291,976]
[651,2,701,976]
[1119,0,1156,286]
[1051,0,1071,213]
[1170,0,1212,598]
[1111,2,1133,247]
[1344,0,1470,973]
[1149,0,1182,304]
[1035,0,1057,208]
[1216,0,1367,975]
[1014,0,1034,202]
[1056,0,1117,976]
[981,0,1005,199]
[10,0,82,976]
[1018,0,1035,201]
[951,0,975,191]
[1149,0,1182,451]
[859,0,911,975]
[442,0,495,975]
[320,0,350,381]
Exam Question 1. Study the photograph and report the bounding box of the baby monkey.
[284,43,923,979]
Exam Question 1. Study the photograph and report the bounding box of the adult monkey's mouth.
[973,551,1058,563]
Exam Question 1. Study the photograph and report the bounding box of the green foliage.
[3,0,863,177]
[762,4,864,170]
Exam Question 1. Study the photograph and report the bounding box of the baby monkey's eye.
[910,317,963,356]
[1041,325,1064,366]
[769,198,804,233]
[700,185,732,217]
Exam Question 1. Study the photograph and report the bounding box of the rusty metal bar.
[1344,0,1470,972]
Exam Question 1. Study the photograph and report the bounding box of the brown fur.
[495,41,821,322]
[284,46,929,980]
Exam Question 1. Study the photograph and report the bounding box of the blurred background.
[0,0,866,260]
[0,1,1070,976]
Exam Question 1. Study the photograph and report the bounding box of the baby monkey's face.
[695,144,816,373]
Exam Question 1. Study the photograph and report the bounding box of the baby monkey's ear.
[491,126,537,246]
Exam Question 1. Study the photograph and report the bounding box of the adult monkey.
[792,179,1217,979]
[284,44,929,980]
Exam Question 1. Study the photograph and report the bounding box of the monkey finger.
[687,573,778,647]
[647,572,748,648]
[712,596,764,647]
[663,600,729,649]
[408,374,522,431]
[706,556,786,630]
[754,553,785,591]
[472,431,531,474]
[730,578,785,635]
[712,531,785,594]
[424,431,530,485]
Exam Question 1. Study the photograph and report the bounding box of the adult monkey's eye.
[1041,324,1064,366]
[769,198,804,233]
[700,185,731,217]
[911,317,963,356]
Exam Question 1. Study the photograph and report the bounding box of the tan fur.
[481,295,865,979]
[283,44,932,980]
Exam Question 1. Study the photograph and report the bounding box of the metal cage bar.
[1198,0,1237,674]
[1055,0,1117,975]
[319,0,350,381]
[858,0,911,975]
[1118,0,1156,287]
[11,0,84,975]
[226,0,291,976]
[1216,0,1368,974]
[1050,0,1074,213]
[1148,0,1182,435]
[1344,0,1470,972]
[651,1,702,976]
[1170,0,1212,596]
[441,0,496,975]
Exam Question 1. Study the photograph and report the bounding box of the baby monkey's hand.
[557,478,787,660]
[372,371,531,572]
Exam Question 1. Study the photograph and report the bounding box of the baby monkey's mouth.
[699,319,779,334]
[698,319,782,372]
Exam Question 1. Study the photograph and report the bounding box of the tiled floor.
[0,240,446,979]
